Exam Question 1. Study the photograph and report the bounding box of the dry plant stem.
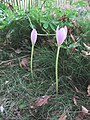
[31,44,34,78]
[0,55,29,66]
[56,45,60,95]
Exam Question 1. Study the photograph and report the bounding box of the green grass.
[0,46,90,120]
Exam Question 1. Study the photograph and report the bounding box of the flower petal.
[31,29,37,44]
[56,25,59,31]
[64,26,68,36]
[56,28,66,45]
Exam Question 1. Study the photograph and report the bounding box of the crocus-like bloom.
[31,29,37,44]
[56,26,67,45]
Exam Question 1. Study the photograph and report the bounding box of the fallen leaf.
[31,95,51,108]
[73,96,79,106]
[74,86,79,93]
[83,43,90,52]
[82,106,88,114]
[5,81,9,84]
[71,48,78,52]
[81,50,90,56]
[58,113,67,120]
[70,33,76,42]
[75,112,86,120]
[76,37,80,41]
[59,15,66,21]
[74,86,85,94]
[15,49,22,54]
[87,85,90,96]
[0,105,4,113]
[75,106,90,120]
[20,58,28,69]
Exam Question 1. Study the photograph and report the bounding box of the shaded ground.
[0,47,90,120]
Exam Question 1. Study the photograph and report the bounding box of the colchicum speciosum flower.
[55,26,67,94]
[30,29,37,78]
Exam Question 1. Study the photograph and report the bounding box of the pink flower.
[31,29,37,44]
[56,26,67,45]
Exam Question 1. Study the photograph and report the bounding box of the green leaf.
[2,20,7,25]
[49,23,55,31]
[43,22,49,29]
[0,25,4,29]
[68,42,81,48]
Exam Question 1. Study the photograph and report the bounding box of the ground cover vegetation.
[0,0,90,119]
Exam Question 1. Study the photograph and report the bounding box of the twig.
[0,55,29,66]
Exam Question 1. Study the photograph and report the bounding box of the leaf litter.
[58,112,67,120]
[87,85,90,96]
[30,95,52,109]
[75,106,90,120]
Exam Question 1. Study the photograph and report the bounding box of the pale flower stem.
[31,44,34,78]
[56,45,60,95]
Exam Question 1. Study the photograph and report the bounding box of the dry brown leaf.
[81,50,90,56]
[20,58,28,69]
[71,48,78,52]
[75,106,90,120]
[59,15,66,21]
[15,49,22,54]
[74,86,85,94]
[73,96,79,106]
[58,113,67,120]
[75,112,86,120]
[70,33,76,42]
[74,86,79,93]
[83,43,90,52]
[31,95,51,108]
[76,37,80,41]
[87,85,90,96]
[82,106,89,114]
[73,97,77,106]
